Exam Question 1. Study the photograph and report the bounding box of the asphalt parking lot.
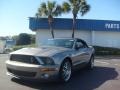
[0,54,120,90]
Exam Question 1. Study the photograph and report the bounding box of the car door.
[72,39,89,66]
[79,40,90,62]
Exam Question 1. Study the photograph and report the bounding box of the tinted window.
[76,39,88,48]
[40,39,74,48]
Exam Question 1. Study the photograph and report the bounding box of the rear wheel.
[59,60,72,82]
[86,55,94,70]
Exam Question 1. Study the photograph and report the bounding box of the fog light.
[41,73,49,79]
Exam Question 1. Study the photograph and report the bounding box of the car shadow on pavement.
[11,66,118,90]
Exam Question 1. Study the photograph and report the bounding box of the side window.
[76,41,84,48]
[75,40,85,49]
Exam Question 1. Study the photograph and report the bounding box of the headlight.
[38,57,55,65]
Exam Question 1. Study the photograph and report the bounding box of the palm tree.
[36,1,62,38]
[62,0,90,38]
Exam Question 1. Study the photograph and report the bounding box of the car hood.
[10,46,71,57]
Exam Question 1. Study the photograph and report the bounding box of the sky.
[0,0,120,36]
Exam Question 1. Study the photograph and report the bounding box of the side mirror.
[75,44,80,50]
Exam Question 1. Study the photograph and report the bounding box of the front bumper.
[6,60,60,81]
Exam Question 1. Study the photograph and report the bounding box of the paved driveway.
[0,54,120,90]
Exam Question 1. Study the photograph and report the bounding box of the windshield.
[40,39,74,48]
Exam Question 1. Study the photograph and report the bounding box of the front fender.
[52,52,72,65]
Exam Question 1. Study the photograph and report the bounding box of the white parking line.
[95,61,110,65]
[114,64,120,67]
[96,60,120,67]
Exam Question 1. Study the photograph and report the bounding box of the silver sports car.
[6,38,95,82]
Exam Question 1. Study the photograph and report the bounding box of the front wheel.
[59,60,72,82]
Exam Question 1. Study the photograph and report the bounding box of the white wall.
[36,29,92,46]
[35,29,120,48]
[92,31,120,48]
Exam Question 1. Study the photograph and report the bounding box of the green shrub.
[94,46,120,55]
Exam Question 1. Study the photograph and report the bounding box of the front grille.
[7,68,36,77]
[10,54,40,65]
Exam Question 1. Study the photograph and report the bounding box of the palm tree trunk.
[72,14,76,38]
[48,16,54,38]
[48,21,54,38]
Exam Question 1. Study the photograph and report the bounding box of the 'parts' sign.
[105,23,120,29]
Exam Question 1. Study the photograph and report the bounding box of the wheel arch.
[65,57,72,64]
[90,53,95,59]
[60,57,73,69]
[58,57,73,82]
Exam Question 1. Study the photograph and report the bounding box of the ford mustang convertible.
[6,38,95,82]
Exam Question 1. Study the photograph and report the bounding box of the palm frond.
[47,1,56,15]
[53,5,62,16]
[62,2,71,13]
[38,2,48,16]
[80,3,90,16]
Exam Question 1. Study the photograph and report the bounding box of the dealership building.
[29,18,120,48]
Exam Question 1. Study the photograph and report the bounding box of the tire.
[59,60,72,82]
[86,55,94,70]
